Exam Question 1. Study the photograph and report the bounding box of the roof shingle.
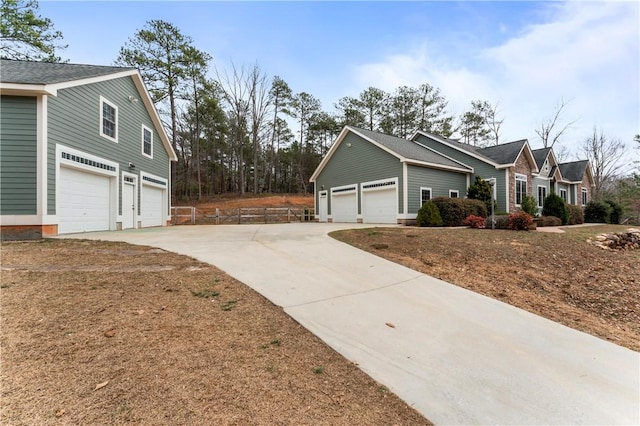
[350,127,470,170]
[477,140,527,164]
[531,148,552,169]
[559,160,589,182]
[0,59,133,85]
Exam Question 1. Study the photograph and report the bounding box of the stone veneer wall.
[508,154,535,213]
[580,174,592,205]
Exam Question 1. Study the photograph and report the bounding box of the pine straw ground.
[0,239,428,425]
[332,224,640,352]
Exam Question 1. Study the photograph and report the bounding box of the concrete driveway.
[61,223,639,425]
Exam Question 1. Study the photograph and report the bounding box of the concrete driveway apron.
[61,223,640,425]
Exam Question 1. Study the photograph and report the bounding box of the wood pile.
[589,228,640,250]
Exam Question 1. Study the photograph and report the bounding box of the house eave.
[130,73,177,162]
[403,159,473,174]
[411,130,501,168]
[0,83,56,96]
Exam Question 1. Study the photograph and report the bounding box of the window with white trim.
[142,125,153,158]
[559,188,567,203]
[581,188,588,205]
[420,187,432,205]
[449,190,459,198]
[537,186,547,208]
[100,96,118,142]
[515,174,527,205]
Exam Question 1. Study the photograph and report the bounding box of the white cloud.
[351,1,640,160]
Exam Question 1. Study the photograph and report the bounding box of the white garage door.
[331,190,357,223]
[362,188,397,223]
[141,185,164,227]
[58,167,111,234]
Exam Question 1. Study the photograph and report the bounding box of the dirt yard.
[0,239,428,425]
[332,225,640,352]
[190,194,314,211]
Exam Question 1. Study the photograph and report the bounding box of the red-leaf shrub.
[463,214,486,229]
[508,211,534,231]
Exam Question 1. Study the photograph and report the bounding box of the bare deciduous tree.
[581,127,627,200]
[216,63,251,195]
[535,98,578,148]
[483,101,503,146]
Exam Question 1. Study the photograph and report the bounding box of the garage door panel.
[331,192,357,223]
[58,167,111,234]
[363,188,396,224]
[141,185,164,227]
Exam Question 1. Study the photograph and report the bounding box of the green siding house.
[412,131,594,214]
[310,126,472,224]
[0,59,177,240]
[412,130,540,214]
[311,126,595,224]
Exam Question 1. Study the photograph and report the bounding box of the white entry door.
[318,191,328,222]
[58,167,111,234]
[122,181,136,229]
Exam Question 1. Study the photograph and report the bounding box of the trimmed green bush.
[520,195,538,217]
[463,198,488,218]
[605,200,623,224]
[416,201,443,227]
[508,211,534,231]
[567,205,584,225]
[430,197,465,226]
[429,197,488,227]
[584,201,611,223]
[467,176,495,213]
[542,193,569,225]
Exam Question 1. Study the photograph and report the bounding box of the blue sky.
[41,1,639,165]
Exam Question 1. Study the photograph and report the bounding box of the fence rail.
[171,206,314,225]
[171,206,196,225]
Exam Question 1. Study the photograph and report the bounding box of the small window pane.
[421,189,431,205]
[143,128,152,156]
[515,175,527,205]
[102,102,116,138]
[538,186,546,207]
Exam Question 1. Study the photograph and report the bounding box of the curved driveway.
[63,223,639,425]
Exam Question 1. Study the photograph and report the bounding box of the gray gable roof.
[350,127,471,171]
[0,59,133,84]
[559,160,589,182]
[532,148,552,169]
[416,131,497,164]
[477,140,527,164]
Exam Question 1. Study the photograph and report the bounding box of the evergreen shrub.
[584,201,611,223]
[542,193,569,225]
[416,201,443,227]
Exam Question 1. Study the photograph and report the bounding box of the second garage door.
[331,186,357,222]
[140,184,164,227]
[362,180,397,224]
[58,166,112,234]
